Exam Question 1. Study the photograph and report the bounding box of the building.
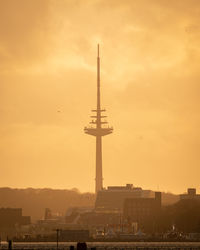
[180,188,200,200]
[95,184,152,212]
[0,208,30,228]
[0,208,31,239]
[123,192,161,231]
[59,229,90,241]
[78,211,121,226]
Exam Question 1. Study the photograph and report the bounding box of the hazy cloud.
[0,0,199,193]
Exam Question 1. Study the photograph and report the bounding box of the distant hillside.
[0,188,179,221]
[0,188,95,221]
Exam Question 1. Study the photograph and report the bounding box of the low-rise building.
[0,208,30,228]
[60,229,89,241]
[180,188,200,200]
[0,208,31,239]
[123,192,161,231]
[95,184,152,212]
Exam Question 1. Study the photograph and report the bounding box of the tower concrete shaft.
[84,45,113,194]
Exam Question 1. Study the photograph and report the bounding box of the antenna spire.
[84,45,113,194]
[97,44,99,57]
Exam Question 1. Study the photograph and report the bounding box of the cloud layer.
[0,0,200,193]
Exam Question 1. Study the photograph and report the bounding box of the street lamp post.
[53,228,61,250]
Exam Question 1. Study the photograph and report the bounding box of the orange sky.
[0,0,199,194]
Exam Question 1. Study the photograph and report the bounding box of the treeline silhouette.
[157,199,200,233]
[0,188,178,221]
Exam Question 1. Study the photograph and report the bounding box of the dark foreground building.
[60,229,89,241]
[123,192,161,232]
[95,184,152,212]
[0,208,30,227]
[180,188,200,200]
[0,208,31,238]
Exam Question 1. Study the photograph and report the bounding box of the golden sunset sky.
[0,0,199,194]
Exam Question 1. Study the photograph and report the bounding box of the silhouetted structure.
[60,230,89,241]
[0,208,30,228]
[0,208,30,239]
[8,240,12,250]
[180,188,200,200]
[123,192,161,230]
[158,198,200,234]
[77,242,87,250]
[95,184,151,212]
[84,45,113,193]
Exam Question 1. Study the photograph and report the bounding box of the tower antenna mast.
[84,45,113,194]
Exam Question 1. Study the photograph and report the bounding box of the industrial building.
[0,208,30,228]
[0,208,31,239]
[59,229,89,241]
[123,192,161,231]
[180,188,200,200]
[95,184,152,212]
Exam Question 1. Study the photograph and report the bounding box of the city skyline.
[0,0,199,194]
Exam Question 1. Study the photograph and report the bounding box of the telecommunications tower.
[84,45,113,194]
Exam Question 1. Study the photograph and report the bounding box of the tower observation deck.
[84,45,113,194]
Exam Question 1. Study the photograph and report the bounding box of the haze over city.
[0,0,199,194]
